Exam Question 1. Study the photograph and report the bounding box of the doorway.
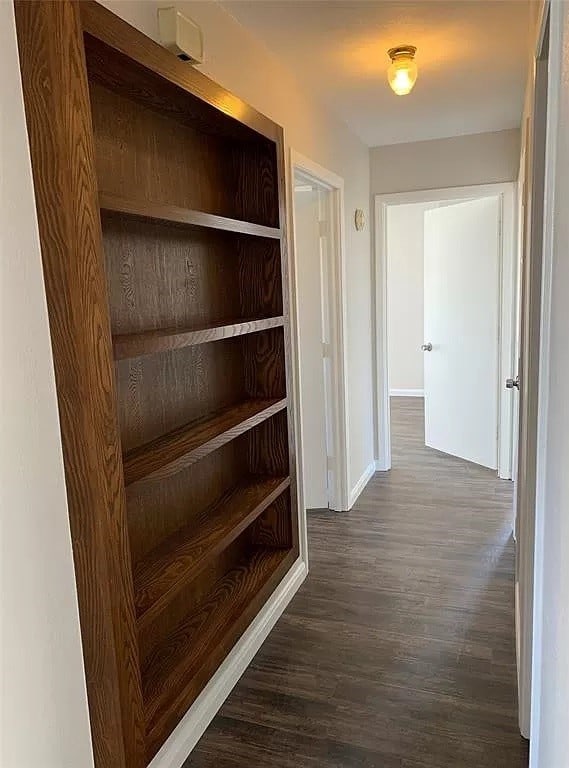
[293,178,332,510]
[374,183,517,479]
[290,151,349,515]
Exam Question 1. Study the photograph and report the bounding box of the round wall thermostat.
[355,209,365,231]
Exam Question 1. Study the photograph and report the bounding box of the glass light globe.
[387,46,418,96]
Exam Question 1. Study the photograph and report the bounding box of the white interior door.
[423,197,500,469]
[294,184,329,509]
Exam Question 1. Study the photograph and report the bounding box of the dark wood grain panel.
[90,80,233,219]
[135,476,291,629]
[99,193,281,239]
[138,537,249,670]
[14,2,145,766]
[101,211,283,337]
[126,417,290,580]
[249,490,293,551]
[248,409,290,477]
[101,212,243,336]
[233,141,280,228]
[114,317,285,360]
[124,398,288,486]
[238,237,283,318]
[115,339,245,453]
[143,547,298,758]
[80,1,278,142]
[243,327,286,400]
[126,440,246,567]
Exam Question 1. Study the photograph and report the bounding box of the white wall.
[294,187,328,508]
[0,4,94,767]
[531,2,569,765]
[371,128,520,195]
[386,202,432,394]
[101,0,375,499]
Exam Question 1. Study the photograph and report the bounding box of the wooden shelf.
[113,316,284,360]
[99,192,282,240]
[123,398,287,487]
[134,475,291,629]
[143,546,297,756]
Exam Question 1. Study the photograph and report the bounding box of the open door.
[514,15,549,740]
[294,183,329,509]
[423,197,501,469]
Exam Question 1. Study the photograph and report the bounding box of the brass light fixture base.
[388,45,417,61]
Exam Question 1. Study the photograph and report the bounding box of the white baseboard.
[148,557,308,768]
[375,459,390,472]
[389,388,424,397]
[348,461,376,509]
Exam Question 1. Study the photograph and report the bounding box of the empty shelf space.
[134,475,291,628]
[123,398,287,487]
[113,316,285,360]
[99,192,281,239]
[143,546,297,756]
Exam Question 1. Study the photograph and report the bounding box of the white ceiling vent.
[158,7,204,64]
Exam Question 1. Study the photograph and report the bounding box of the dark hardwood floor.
[185,397,529,767]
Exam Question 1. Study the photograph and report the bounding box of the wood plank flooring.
[185,397,528,767]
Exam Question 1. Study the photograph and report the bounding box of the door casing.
[515,1,552,741]
[374,182,518,479]
[290,150,350,514]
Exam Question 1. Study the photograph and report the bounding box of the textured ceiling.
[222,0,531,146]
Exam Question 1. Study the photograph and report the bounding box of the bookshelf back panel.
[126,438,247,566]
[90,80,232,216]
[249,489,293,551]
[125,410,290,565]
[115,338,243,454]
[89,78,279,227]
[101,212,283,335]
[114,328,286,453]
[138,534,249,667]
[248,408,290,477]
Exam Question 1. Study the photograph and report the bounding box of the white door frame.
[529,0,560,755]
[516,4,551,740]
[289,150,350,513]
[374,182,518,479]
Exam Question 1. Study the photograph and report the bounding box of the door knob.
[506,376,520,390]
[421,343,433,352]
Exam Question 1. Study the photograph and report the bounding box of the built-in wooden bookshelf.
[15,2,298,766]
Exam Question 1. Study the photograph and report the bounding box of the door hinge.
[322,341,331,358]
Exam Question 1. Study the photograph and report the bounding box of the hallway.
[186,397,528,767]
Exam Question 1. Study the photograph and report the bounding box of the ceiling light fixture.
[387,45,418,96]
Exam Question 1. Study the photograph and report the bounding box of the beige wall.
[0,4,95,766]
[371,129,521,195]
[102,0,375,496]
